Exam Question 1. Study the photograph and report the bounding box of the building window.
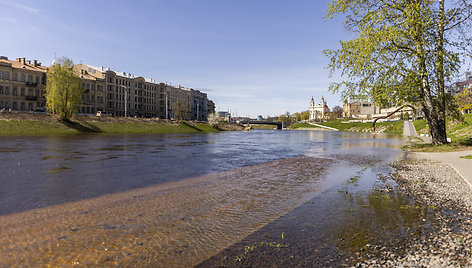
[13,87,17,96]
[21,88,25,96]
[4,72,9,80]
[5,86,9,95]
[20,74,25,82]
[13,73,17,81]
[28,103,33,111]
[82,83,85,89]
[20,102,25,111]
[0,101,3,109]
[28,75,33,83]
[86,83,90,90]
[12,102,17,110]
[35,76,39,84]
[36,89,39,96]
[28,89,33,96]
[0,86,3,94]
[5,101,10,109]
[91,84,95,91]
[0,72,3,79]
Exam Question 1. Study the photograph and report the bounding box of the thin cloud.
[2,1,40,14]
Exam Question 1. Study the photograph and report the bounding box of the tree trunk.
[432,0,448,144]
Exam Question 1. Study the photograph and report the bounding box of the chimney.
[27,60,31,65]
[20,58,26,65]
[0,56,8,60]
[33,60,38,67]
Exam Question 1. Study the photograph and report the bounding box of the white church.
[309,96,330,121]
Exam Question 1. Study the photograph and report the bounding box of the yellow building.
[75,64,160,117]
[0,57,47,112]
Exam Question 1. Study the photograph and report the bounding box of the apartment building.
[189,88,208,121]
[0,57,213,120]
[75,64,160,117]
[0,57,47,112]
[161,84,208,120]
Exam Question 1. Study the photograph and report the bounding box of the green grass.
[250,124,276,129]
[460,155,472,159]
[0,120,223,136]
[291,120,403,135]
[291,123,320,129]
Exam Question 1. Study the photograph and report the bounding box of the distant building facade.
[309,96,330,120]
[75,64,161,117]
[0,56,214,120]
[0,57,47,112]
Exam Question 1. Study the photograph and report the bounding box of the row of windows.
[0,86,40,96]
[81,83,104,92]
[0,101,44,111]
[82,95,104,104]
[0,71,44,84]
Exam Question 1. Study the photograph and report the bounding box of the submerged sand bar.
[0,156,332,267]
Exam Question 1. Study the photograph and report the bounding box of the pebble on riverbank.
[357,156,472,267]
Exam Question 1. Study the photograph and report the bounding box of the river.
[0,130,405,266]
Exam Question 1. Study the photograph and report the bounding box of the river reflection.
[0,130,405,267]
[0,130,402,215]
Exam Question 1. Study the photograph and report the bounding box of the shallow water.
[0,130,402,215]
[0,130,405,266]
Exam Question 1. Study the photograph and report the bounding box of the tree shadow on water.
[60,119,103,133]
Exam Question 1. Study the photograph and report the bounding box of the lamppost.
[196,102,199,121]
[162,92,168,119]
[124,86,127,117]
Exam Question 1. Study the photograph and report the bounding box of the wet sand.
[0,156,333,267]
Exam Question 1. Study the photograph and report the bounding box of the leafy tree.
[456,87,472,113]
[207,112,220,126]
[325,0,472,144]
[332,106,343,119]
[172,100,189,121]
[45,57,82,120]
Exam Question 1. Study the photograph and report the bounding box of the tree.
[172,100,189,121]
[332,106,343,119]
[456,87,472,113]
[325,0,472,144]
[45,57,82,120]
[207,112,220,126]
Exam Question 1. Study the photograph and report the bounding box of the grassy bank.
[0,113,240,135]
[291,120,404,135]
[406,114,472,152]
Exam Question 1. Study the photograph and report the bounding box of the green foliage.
[456,87,472,112]
[324,0,472,144]
[45,57,82,120]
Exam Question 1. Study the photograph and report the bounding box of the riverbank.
[356,154,472,267]
[0,112,244,135]
[291,120,404,135]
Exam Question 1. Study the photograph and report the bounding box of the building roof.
[0,57,48,73]
[79,63,157,84]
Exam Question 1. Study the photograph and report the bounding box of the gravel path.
[359,156,472,267]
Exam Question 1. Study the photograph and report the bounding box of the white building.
[309,96,330,120]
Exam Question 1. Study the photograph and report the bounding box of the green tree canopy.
[45,57,82,120]
[325,0,472,144]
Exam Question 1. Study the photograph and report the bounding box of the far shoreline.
[0,112,244,136]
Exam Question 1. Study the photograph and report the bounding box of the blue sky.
[1,0,346,117]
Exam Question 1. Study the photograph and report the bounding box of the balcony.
[26,81,38,86]
[25,95,38,101]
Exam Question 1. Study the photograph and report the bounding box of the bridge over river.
[239,121,283,129]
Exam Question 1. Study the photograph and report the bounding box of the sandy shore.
[0,156,331,267]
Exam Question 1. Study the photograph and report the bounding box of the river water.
[0,130,405,266]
